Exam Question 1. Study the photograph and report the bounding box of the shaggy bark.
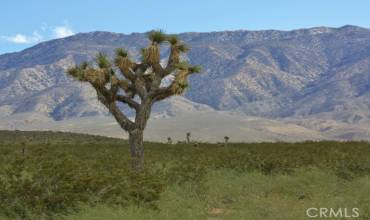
[130,99,152,169]
[129,129,144,170]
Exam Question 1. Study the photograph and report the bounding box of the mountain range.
[0,25,369,142]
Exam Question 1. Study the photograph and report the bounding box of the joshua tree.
[186,132,191,143]
[21,140,26,155]
[67,31,201,170]
[20,136,29,155]
[224,136,229,146]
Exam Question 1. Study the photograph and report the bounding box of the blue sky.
[1,0,370,54]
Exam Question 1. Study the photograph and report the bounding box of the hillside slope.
[0,26,369,140]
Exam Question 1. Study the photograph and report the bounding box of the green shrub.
[0,131,369,219]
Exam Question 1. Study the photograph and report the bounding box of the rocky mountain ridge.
[0,25,369,141]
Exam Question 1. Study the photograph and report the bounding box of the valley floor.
[0,131,369,219]
[2,113,370,143]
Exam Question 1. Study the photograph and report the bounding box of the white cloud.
[31,31,43,41]
[2,23,75,45]
[53,26,74,38]
[7,34,28,43]
[1,32,43,44]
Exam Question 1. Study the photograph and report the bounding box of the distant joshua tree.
[67,31,201,171]
[20,136,30,155]
[224,136,229,146]
[21,140,26,155]
[186,132,191,144]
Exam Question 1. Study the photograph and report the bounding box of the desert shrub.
[165,162,207,184]
[0,144,164,219]
[0,131,370,219]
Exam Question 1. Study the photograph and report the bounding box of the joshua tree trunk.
[129,129,144,170]
[129,99,152,170]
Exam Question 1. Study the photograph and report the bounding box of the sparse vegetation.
[0,130,370,219]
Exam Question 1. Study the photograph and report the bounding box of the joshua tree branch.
[134,76,148,99]
[95,85,136,131]
[163,48,180,76]
[150,79,186,102]
[116,95,140,110]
